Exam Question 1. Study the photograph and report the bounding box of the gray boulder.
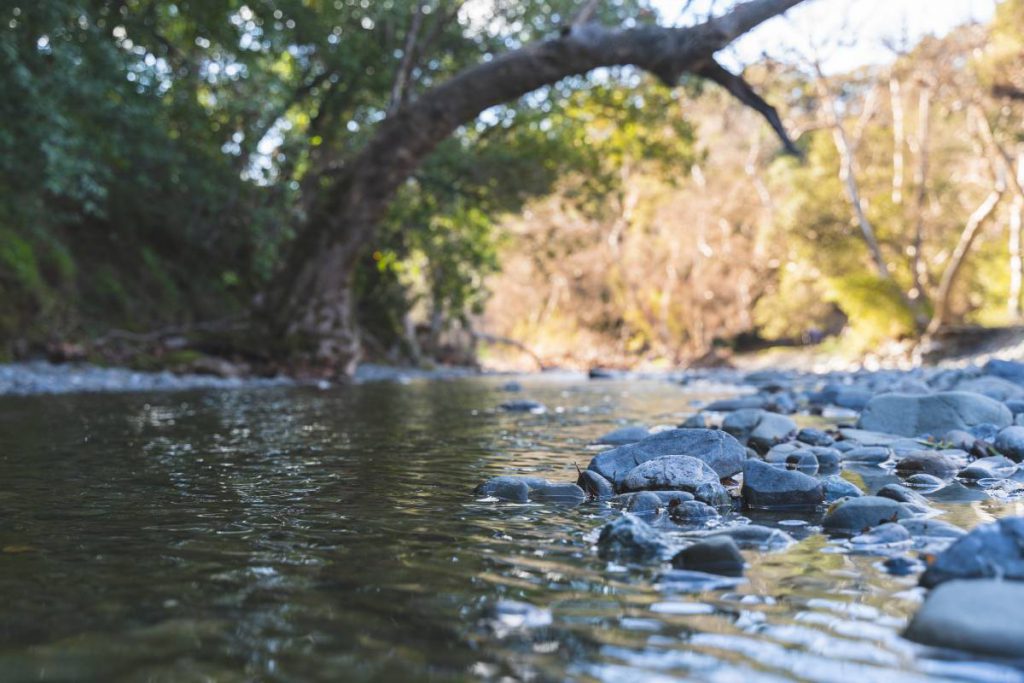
[875,483,932,514]
[822,496,912,535]
[741,459,824,510]
[671,536,745,576]
[858,391,1012,437]
[620,455,719,493]
[905,579,1024,658]
[920,516,1024,588]
[597,514,669,562]
[587,428,745,485]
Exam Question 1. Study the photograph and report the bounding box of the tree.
[264,0,808,375]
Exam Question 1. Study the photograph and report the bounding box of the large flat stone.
[587,428,745,486]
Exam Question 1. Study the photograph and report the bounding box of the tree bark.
[927,184,1005,334]
[266,0,807,375]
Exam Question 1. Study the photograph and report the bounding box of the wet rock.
[904,473,947,490]
[994,425,1024,462]
[1005,398,1024,416]
[837,428,921,450]
[501,381,522,392]
[960,455,1018,481]
[875,484,932,514]
[822,475,863,503]
[927,481,990,503]
[703,524,795,549]
[587,428,745,484]
[620,455,719,493]
[669,500,720,525]
[797,428,834,447]
[475,476,585,503]
[969,423,1002,441]
[841,446,892,465]
[741,459,824,510]
[597,514,669,562]
[811,384,872,410]
[822,496,912,535]
[693,481,732,508]
[904,579,1024,658]
[577,470,615,499]
[858,391,1012,437]
[850,522,911,547]
[595,425,650,446]
[621,491,665,515]
[898,518,966,539]
[671,536,745,576]
[478,478,530,502]
[809,447,841,469]
[920,516,1024,587]
[529,482,587,503]
[476,475,548,501]
[895,450,965,479]
[722,409,797,453]
[613,490,695,514]
[499,399,547,413]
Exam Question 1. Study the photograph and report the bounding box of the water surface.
[0,377,1021,682]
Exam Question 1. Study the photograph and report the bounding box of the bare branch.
[572,0,603,26]
[388,4,426,116]
[695,58,801,156]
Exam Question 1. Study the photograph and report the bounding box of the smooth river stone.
[587,428,745,485]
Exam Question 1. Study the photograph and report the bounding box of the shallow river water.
[0,375,1022,682]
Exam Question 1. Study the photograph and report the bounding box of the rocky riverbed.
[478,359,1024,664]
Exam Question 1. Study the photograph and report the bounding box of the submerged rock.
[822,496,912,535]
[597,514,669,562]
[620,455,719,493]
[499,399,547,413]
[858,391,1011,437]
[905,579,1024,658]
[587,428,745,484]
[898,518,965,539]
[850,522,911,547]
[671,536,745,576]
[475,476,585,503]
[740,459,823,510]
[702,524,795,549]
[920,516,1024,588]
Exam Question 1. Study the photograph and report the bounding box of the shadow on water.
[0,377,1021,681]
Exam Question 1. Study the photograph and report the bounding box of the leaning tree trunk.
[266,0,807,375]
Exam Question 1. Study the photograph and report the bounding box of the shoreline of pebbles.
[478,358,1024,661]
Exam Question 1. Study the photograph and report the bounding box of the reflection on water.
[0,377,1021,682]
